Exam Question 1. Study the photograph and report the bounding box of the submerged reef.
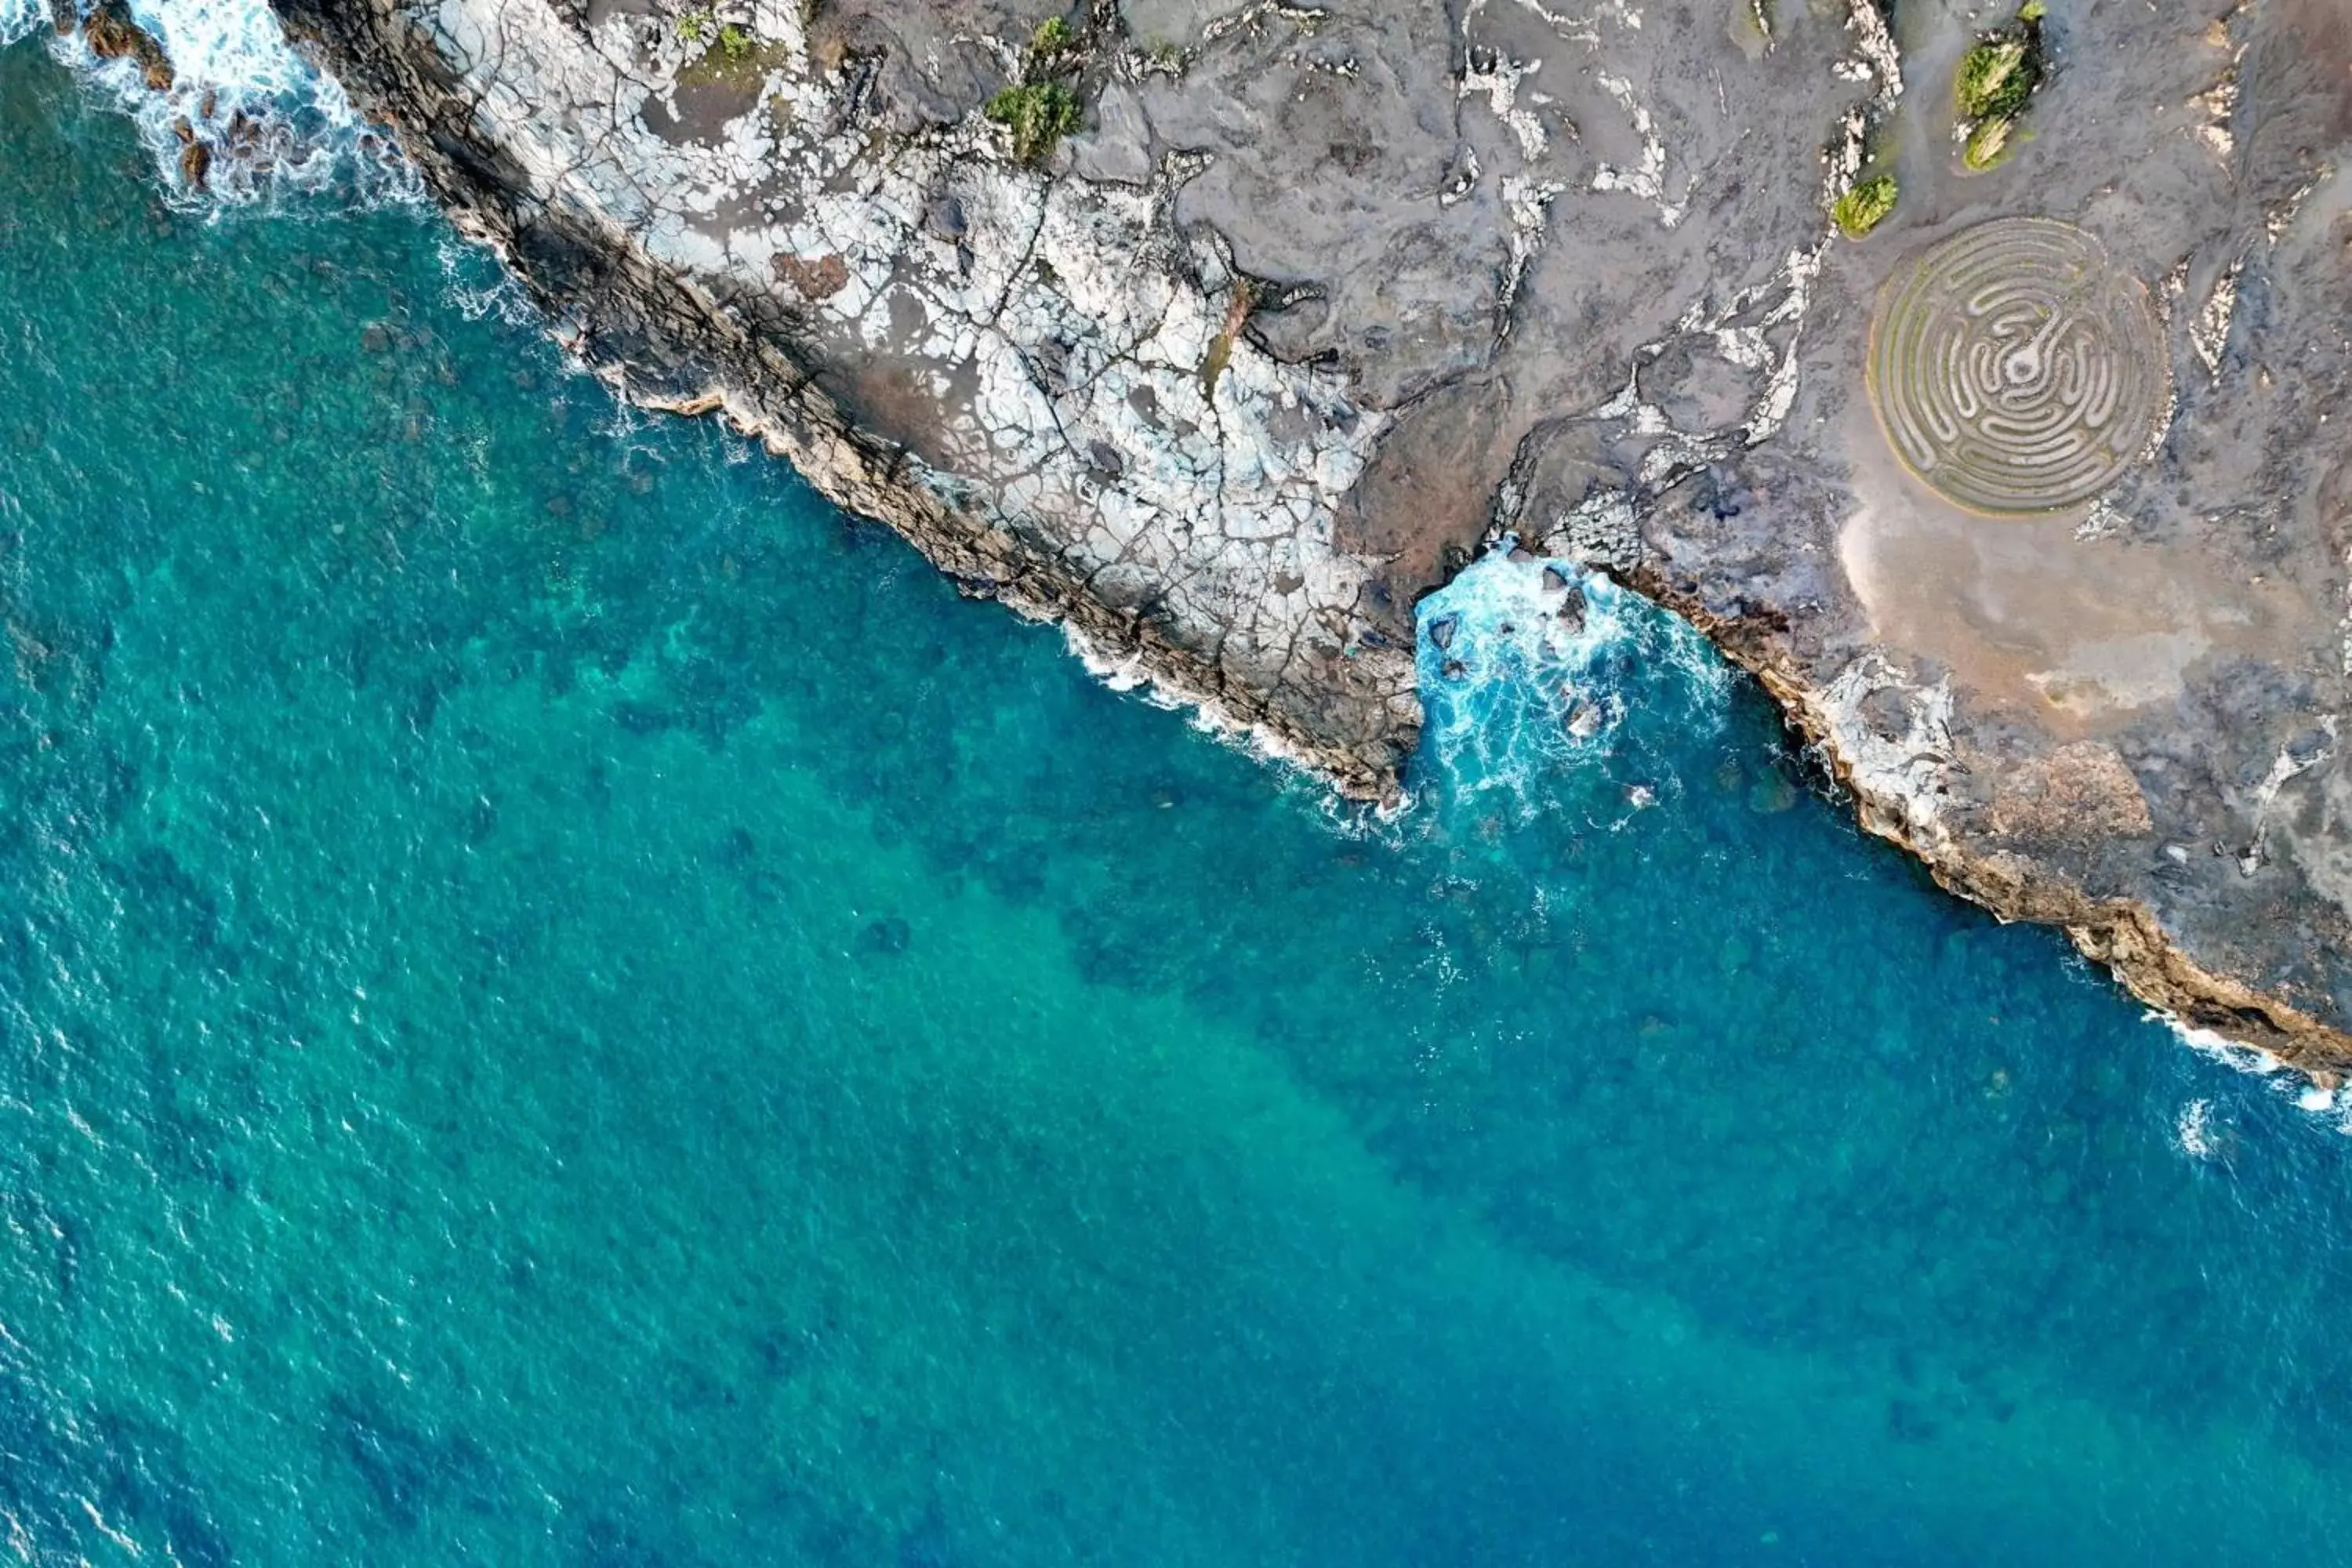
[185,0,2352,1073]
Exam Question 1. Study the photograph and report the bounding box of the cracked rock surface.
[269,0,2352,1069]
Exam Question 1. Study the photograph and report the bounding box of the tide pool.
[5,37,2352,1565]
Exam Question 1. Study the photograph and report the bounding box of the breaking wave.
[2165,1013,2352,1145]
[1416,542,1733,821]
[9,0,413,207]
[1,0,32,45]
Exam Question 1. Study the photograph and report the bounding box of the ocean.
[5,16,2352,1564]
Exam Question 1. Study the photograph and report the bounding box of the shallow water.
[5,37,2352,1566]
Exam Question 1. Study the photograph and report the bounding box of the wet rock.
[1426,614,1459,652]
[1553,586,1586,635]
[84,0,174,89]
[178,141,211,192]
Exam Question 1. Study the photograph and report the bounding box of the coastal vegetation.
[1198,281,1256,399]
[673,5,774,88]
[1028,16,1077,67]
[1956,0,2047,172]
[985,82,1083,163]
[1831,173,1899,238]
[986,16,1088,164]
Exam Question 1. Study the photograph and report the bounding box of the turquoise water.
[7,38,2352,1564]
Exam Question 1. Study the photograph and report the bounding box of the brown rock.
[772,252,850,300]
[84,1,175,91]
[1987,743,2156,843]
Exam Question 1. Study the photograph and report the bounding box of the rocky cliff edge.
[252,0,2352,1070]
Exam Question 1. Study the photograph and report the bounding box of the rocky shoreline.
[1635,568,2352,1073]
[118,0,2352,1069]
[263,0,1428,801]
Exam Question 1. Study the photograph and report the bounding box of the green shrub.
[1962,117,2016,171]
[1955,4,2045,123]
[1951,3,2045,172]
[1831,174,1899,238]
[718,22,753,61]
[1957,37,2034,122]
[985,82,1083,163]
[1031,16,1076,60]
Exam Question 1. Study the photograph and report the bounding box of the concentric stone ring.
[1867,218,2171,514]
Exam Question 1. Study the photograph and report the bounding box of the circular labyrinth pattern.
[1867,218,2170,514]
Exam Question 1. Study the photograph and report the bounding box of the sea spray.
[437,232,542,328]
[16,0,412,206]
[2162,1012,2352,1141]
[0,0,42,49]
[1416,543,1733,822]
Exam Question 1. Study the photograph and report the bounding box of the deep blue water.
[6,28,2352,1566]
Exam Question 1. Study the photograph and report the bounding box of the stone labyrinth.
[1867,218,2170,514]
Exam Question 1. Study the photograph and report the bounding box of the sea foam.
[2161,1011,2352,1138]
[1416,541,1733,820]
[23,0,413,207]
[1,0,43,49]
